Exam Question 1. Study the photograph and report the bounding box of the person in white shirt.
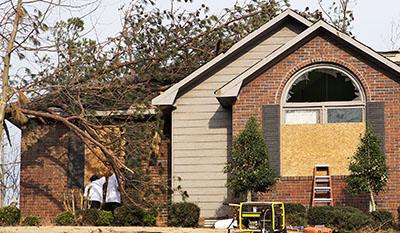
[84,175,106,209]
[105,173,121,213]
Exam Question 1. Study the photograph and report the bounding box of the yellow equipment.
[228,202,286,233]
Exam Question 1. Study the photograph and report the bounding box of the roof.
[152,9,400,107]
[379,51,400,65]
[215,20,400,101]
[151,9,312,106]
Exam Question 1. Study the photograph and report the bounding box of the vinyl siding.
[172,20,306,218]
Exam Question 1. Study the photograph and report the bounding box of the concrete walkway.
[0,226,235,233]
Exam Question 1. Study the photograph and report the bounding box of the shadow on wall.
[210,106,233,218]
[215,196,235,219]
[21,123,71,223]
[332,177,370,211]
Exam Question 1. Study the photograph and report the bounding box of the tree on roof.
[5,0,313,208]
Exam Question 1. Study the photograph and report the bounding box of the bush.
[75,209,99,226]
[55,211,74,226]
[22,215,40,226]
[0,206,21,226]
[285,203,307,226]
[96,210,113,226]
[369,210,393,230]
[168,202,200,227]
[307,206,371,231]
[307,206,334,226]
[114,206,144,226]
[144,210,158,226]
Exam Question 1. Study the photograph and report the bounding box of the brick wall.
[254,176,369,211]
[233,32,400,213]
[20,121,171,225]
[20,122,70,224]
[152,137,171,226]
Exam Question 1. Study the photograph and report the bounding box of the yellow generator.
[228,202,286,233]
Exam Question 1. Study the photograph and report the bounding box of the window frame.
[281,64,366,125]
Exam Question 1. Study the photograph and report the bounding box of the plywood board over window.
[85,126,125,185]
[281,122,365,176]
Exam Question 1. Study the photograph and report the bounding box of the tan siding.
[174,127,231,135]
[174,157,227,165]
[188,194,227,202]
[174,164,225,173]
[172,21,305,218]
[174,141,230,150]
[176,104,223,112]
[176,97,218,105]
[177,187,228,195]
[173,119,230,128]
[174,149,228,158]
[174,112,228,120]
[195,81,227,90]
[176,179,227,188]
[173,172,227,180]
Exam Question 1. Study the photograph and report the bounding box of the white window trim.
[281,64,366,124]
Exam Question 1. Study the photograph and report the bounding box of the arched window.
[282,64,365,124]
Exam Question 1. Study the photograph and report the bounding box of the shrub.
[168,202,200,227]
[55,211,74,226]
[307,206,334,226]
[307,206,371,231]
[329,206,371,231]
[96,210,113,226]
[398,206,400,222]
[114,206,144,226]
[0,206,21,226]
[369,210,393,230]
[143,210,158,226]
[22,215,40,226]
[285,203,307,226]
[75,209,99,226]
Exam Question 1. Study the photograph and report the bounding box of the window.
[282,64,365,125]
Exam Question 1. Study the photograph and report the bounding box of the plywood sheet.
[85,126,124,185]
[281,122,365,176]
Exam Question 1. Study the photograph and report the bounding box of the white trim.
[281,64,366,105]
[216,20,400,99]
[152,9,312,106]
[281,64,366,125]
[94,109,156,116]
[171,108,175,197]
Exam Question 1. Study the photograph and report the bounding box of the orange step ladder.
[311,164,334,206]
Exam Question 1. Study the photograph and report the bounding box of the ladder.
[311,164,334,206]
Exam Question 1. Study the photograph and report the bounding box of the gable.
[152,9,312,106]
[216,21,400,106]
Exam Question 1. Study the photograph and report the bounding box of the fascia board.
[151,9,312,106]
[151,88,179,106]
[226,9,312,53]
[325,24,400,74]
[217,21,400,98]
[217,22,324,97]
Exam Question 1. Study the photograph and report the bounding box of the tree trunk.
[0,0,23,176]
[0,137,4,208]
[246,190,252,202]
[369,191,376,212]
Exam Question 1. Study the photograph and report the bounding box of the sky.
[85,0,400,51]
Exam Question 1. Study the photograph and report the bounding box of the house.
[19,112,169,224]
[152,9,400,218]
